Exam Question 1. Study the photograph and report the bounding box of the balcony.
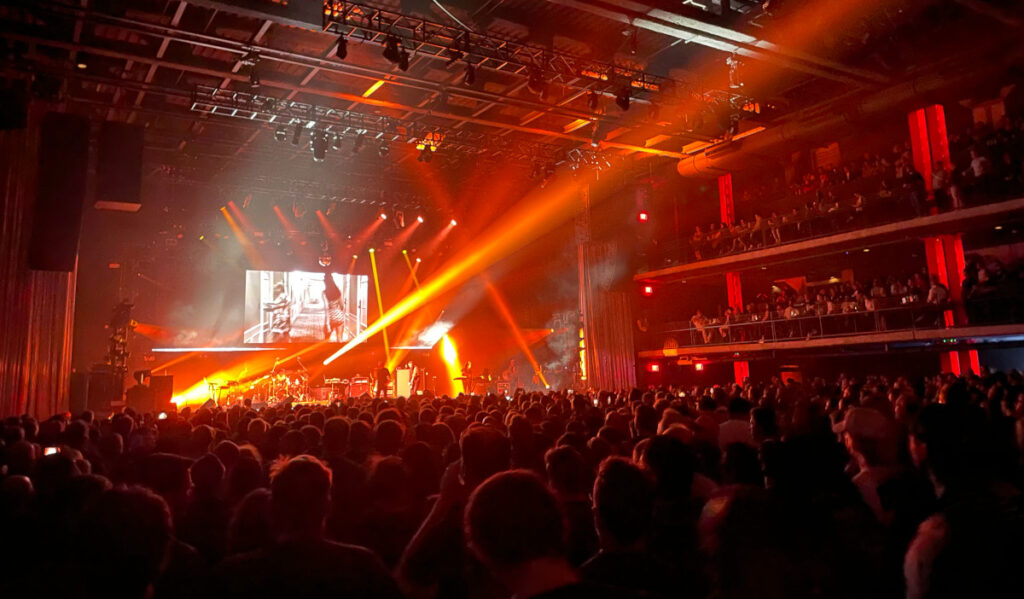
[639,296,1024,359]
[636,196,1024,282]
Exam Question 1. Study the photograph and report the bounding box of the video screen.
[244,270,368,344]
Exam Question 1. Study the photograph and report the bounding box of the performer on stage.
[461,360,473,379]
[374,361,392,399]
[322,271,352,342]
[502,358,520,390]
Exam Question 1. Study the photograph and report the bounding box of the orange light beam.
[227,200,254,231]
[324,174,580,365]
[484,278,548,388]
[369,249,391,365]
[221,206,265,268]
[315,209,343,245]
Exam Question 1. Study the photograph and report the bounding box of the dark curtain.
[0,105,77,418]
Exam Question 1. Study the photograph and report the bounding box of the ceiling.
[1,0,1018,209]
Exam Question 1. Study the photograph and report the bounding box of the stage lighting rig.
[290,121,303,146]
[330,132,342,151]
[353,131,366,154]
[310,129,328,162]
[274,126,288,142]
[382,36,401,64]
[378,141,390,157]
[463,63,476,86]
[527,69,547,98]
[336,33,348,60]
[587,92,599,112]
[417,145,434,162]
[615,86,630,111]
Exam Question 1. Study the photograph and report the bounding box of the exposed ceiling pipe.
[676,60,1016,178]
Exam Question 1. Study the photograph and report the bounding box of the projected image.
[244,270,368,343]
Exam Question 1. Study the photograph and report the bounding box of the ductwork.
[677,64,1013,178]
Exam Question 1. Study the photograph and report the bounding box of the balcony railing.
[653,296,1024,349]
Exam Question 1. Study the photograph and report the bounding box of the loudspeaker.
[29,112,89,271]
[150,375,174,413]
[95,121,143,212]
[69,372,89,416]
[87,371,123,412]
[0,81,28,130]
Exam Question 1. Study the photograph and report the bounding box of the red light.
[642,285,654,297]
[638,210,649,223]
[647,363,660,373]
[695,362,704,371]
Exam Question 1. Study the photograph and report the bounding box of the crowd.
[686,269,953,345]
[2,366,1024,599]
[680,114,1024,265]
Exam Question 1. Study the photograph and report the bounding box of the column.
[909,105,977,375]
[719,173,749,384]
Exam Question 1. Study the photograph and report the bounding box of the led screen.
[244,270,368,343]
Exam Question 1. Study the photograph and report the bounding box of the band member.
[263,282,292,343]
[374,361,391,399]
[461,360,473,378]
[502,358,520,390]
[407,361,422,395]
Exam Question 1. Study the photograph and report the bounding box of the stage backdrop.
[0,104,77,418]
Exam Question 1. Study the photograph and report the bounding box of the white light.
[450,219,457,226]
[417,215,425,223]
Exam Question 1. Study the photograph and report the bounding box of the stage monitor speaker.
[87,371,123,413]
[69,372,89,416]
[150,375,174,413]
[29,112,89,271]
[95,121,143,212]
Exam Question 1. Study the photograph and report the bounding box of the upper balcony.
[635,196,1024,283]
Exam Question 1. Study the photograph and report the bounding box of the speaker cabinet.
[69,372,89,416]
[149,375,174,413]
[95,121,143,212]
[29,112,89,271]
[87,371,124,413]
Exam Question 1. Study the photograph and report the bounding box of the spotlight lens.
[450,219,457,226]
[352,254,358,259]
[380,213,387,220]
[369,248,375,253]
[416,258,421,263]
[417,216,424,223]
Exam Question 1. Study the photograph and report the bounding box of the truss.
[190,84,609,166]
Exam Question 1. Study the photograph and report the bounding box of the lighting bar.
[190,85,609,166]
[151,347,285,352]
[322,1,683,101]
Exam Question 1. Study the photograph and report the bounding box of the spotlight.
[527,69,547,97]
[352,254,358,259]
[415,257,421,263]
[330,132,342,151]
[642,285,654,297]
[587,91,599,111]
[378,141,390,157]
[638,210,649,223]
[310,130,327,162]
[463,63,476,86]
[379,212,387,220]
[249,64,260,90]
[450,218,457,226]
[369,248,375,253]
[397,48,410,72]
[417,215,424,223]
[382,36,400,64]
[417,146,433,162]
[590,123,605,148]
[75,53,89,69]
[290,122,302,146]
[274,126,288,142]
[646,362,660,373]
[615,86,630,111]
[336,34,348,60]
[694,362,704,372]
[352,132,365,154]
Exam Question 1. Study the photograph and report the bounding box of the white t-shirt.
[718,418,754,449]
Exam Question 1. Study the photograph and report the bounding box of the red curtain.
[579,240,637,391]
[0,106,77,418]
